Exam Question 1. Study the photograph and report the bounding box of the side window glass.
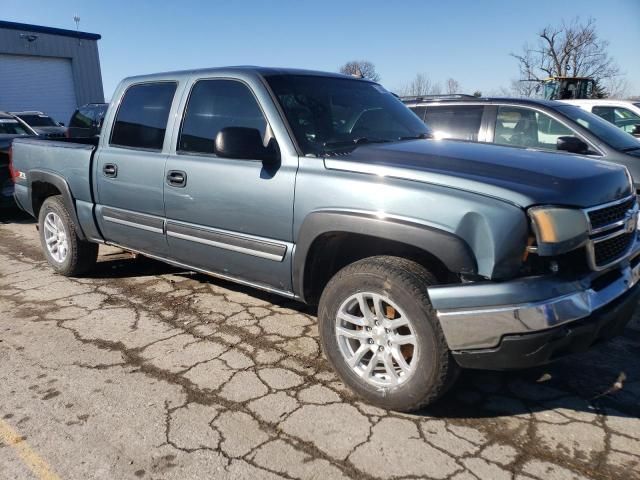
[495,107,575,151]
[178,80,266,154]
[70,108,93,128]
[423,106,483,140]
[110,82,177,150]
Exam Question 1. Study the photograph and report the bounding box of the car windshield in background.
[18,114,58,127]
[556,105,640,151]
[0,119,29,135]
[265,75,431,156]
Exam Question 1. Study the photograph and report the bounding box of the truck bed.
[11,137,97,215]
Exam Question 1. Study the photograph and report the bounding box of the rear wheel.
[318,256,458,411]
[38,195,98,276]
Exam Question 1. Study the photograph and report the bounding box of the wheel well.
[31,182,61,218]
[302,232,454,305]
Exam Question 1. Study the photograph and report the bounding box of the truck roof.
[121,66,370,84]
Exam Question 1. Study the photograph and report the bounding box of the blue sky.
[3,0,639,100]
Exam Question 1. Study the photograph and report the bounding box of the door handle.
[166,170,187,187]
[103,163,117,178]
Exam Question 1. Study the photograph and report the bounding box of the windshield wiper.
[621,146,640,152]
[398,133,433,140]
[323,137,392,149]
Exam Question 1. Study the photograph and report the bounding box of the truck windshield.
[18,114,58,127]
[556,105,640,151]
[265,75,431,156]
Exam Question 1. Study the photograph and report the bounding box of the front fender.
[292,210,477,300]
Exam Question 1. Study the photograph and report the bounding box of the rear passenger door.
[163,78,296,292]
[421,105,488,141]
[94,82,178,256]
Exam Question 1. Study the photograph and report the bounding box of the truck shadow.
[420,343,640,421]
[88,252,639,422]
[0,207,35,224]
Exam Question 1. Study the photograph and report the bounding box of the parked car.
[560,99,640,138]
[403,95,640,190]
[67,103,108,138]
[0,111,35,209]
[10,111,67,139]
[11,67,640,411]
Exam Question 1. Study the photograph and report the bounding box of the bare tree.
[510,78,539,98]
[512,18,623,96]
[445,78,460,94]
[399,74,443,97]
[338,60,381,82]
[603,77,630,98]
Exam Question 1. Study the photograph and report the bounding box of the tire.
[318,256,459,412]
[38,195,98,276]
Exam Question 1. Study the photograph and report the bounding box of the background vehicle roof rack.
[400,94,477,102]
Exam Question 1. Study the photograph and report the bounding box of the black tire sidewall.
[38,197,74,274]
[319,265,446,410]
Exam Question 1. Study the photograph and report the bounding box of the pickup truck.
[11,67,640,411]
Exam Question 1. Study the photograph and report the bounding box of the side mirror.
[557,136,589,154]
[632,124,640,137]
[58,122,65,127]
[214,127,278,164]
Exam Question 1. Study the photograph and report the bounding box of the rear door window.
[423,105,483,140]
[110,82,177,150]
[178,79,266,155]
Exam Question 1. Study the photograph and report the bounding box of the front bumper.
[452,281,640,370]
[428,237,640,367]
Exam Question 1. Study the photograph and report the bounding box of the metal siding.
[0,26,104,120]
[0,54,77,123]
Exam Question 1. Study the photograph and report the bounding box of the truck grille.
[587,197,636,230]
[585,195,638,270]
[593,232,635,267]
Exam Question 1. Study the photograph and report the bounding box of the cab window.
[494,106,578,151]
[110,82,177,150]
[178,79,266,155]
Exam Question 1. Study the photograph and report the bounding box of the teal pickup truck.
[10,67,640,411]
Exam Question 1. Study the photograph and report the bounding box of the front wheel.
[38,195,98,276]
[318,256,459,412]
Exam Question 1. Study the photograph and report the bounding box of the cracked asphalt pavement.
[1,211,639,480]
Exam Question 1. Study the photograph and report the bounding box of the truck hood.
[323,139,632,208]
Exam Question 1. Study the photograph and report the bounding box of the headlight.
[528,206,589,255]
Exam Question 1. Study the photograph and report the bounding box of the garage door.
[0,54,77,124]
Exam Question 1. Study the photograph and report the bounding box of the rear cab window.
[70,107,95,128]
[110,82,177,150]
